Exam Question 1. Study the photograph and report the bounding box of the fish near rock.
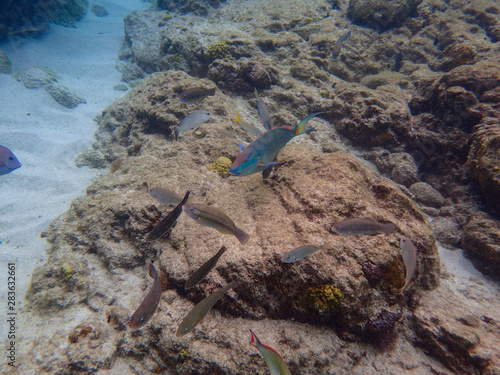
[147,191,190,241]
[230,112,322,177]
[281,242,334,263]
[185,245,227,289]
[332,218,396,236]
[0,145,21,175]
[332,30,351,60]
[249,329,291,375]
[148,185,192,205]
[178,87,216,103]
[176,282,235,337]
[129,263,166,330]
[182,203,250,245]
[399,236,417,293]
[254,88,272,131]
[175,110,213,140]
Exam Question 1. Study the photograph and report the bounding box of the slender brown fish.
[182,203,250,245]
[178,87,216,103]
[399,236,417,293]
[176,281,235,337]
[185,246,227,289]
[147,191,190,241]
[332,218,396,236]
[129,263,163,330]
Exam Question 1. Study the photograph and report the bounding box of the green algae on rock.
[205,41,231,61]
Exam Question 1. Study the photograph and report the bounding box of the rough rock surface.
[410,182,447,208]
[45,82,86,109]
[462,212,500,280]
[0,0,88,41]
[7,71,453,375]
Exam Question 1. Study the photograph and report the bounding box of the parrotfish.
[129,263,165,330]
[332,218,396,236]
[281,242,333,263]
[147,191,190,241]
[178,87,216,103]
[176,281,235,337]
[148,185,192,205]
[254,89,272,131]
[233,112,263,137]
[175,110,213,140]
[0,145,22,176]
[182,203,250,245]
[249,329,291,375]
[185,246,227,289]
[332,30,351,60]
[399,236,417,293]
[230,112,322,177]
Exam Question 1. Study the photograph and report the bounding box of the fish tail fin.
[217,245,228,258]
[249,329,261,348]
[382,223,397,234]
[207,87,216,96]
[149,263,159,280]
[254,88,259,99]
[234,227,250,245]
[295,112,323,135]
[233,112,242,123]
[175,127,180,141]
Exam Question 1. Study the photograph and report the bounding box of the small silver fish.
[254,89,272,131]
[182,203,250,245]
[148,186,190,205]
[175,110,213,140]
[332,30,351,60]
[176,281,235,337]
[129,263,164,330]
[399,236,417,293]
[281,242,333,263]
[0,145,22,176]
[332,218,396,236]
[185,246,227,289]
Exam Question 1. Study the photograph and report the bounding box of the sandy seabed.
[0,0,146,338]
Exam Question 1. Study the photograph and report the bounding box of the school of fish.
[127,68,420,373]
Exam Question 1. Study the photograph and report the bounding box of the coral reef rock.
[13,72,458,374]
[462,212,500,280]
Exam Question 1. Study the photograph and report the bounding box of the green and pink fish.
[229,112,322,177]
[249,329,291,375]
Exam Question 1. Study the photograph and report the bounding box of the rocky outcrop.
[0,0,88,41]
[14,71,449,374]
[462,213,500,280]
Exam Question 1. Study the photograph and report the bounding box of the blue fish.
[0,145,21,175]
[229,112,322,177]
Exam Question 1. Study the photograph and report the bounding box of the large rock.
[468,118,500,214]
[462,212,500,279]
[348,0,423,31]
[17,72,445,374]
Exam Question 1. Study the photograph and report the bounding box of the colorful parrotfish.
[249,329,291,375]
[229,112,322,177]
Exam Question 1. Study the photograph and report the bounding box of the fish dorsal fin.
[238,143,246,151]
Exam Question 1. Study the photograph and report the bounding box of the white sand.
[0,0,146,326]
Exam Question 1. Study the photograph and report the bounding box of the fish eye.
[140,318,144,322]
[189,207,194,211]
[9,157,13,160]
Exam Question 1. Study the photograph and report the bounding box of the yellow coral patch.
[207,156,232,177]
[305,285,344,312]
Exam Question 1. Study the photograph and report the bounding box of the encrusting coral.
[305,285,344,312]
